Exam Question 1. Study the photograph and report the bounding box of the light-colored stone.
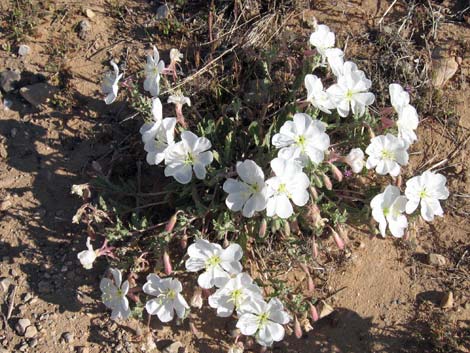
[15,318,31,336]
[440,291,454,309]
[18,45,31,56]
[427,253,447,266]
[0,277,12,292]
[24,325,38,338]
[85,9,96,19]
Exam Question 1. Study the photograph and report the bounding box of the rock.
[0,70,21,92]
[0,277,12,292]
[20,83,58,108]
[162,341,184,353]
[440,291,454,309]
[18,44,31,56]
[15,318,31,336]
[156,4,170,19]
[317,300,334,319]
[23,292,33,302]
[78,20,92,40]
[431,47,459,88]
[24,325,38,338]
[28,338,38,347]
[427,253,447,266]
[62,332,74,343]
[85,9,96,19]
[19,343,28,352]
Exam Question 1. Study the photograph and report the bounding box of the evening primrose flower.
[143,274,189,322]
[344,148,365,173]
[326,63,375,117]
[170,48,183,64]
[370,185,408,237]
[309,24,335,60]
[236,298,290,347]
[164,131,213,184]
[140,97,163,145]
[100,268,131,320]
[304,74,336,114]
[144,46,165,97]
[208,272,263,317]
[265,158,310,219]
[185,239,243,289]
[405,171,449,222]
[144,117,177,165]
[365,134,409,177]
[77,237,98,269]
[101,61,123,105]
[389,84,419,146]
[325,48,344,77]
[223,160,268,218]
[272,113,330,166]
[389,83,410,111]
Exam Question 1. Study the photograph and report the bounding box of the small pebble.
[62,332,74,343]
[28,337,38,347]
[24,325,38,338]
[15,318,31,336]
[85,9,96,19]
[18,44,31,56]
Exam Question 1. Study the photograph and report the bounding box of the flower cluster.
[186,239,290,347]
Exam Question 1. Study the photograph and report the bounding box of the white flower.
[272,113,330,166]
[77,237,98,270]
[140,98,163,144]
[100,268,131,320]
[371,185,408,237]
[223,160,268,218]
[164,131,213,184]
[389,83,410,111]
[237,298,290,347]
[309,24,335,60]
[325,48,344,77]
[185,239,243,289]
[405,171,449,222]
[208,272,263,317]
[304,75,336,114]
[365,134,409,177]
[144,118,177,165]
[265,158,310,219]
[101,61,123,105]
[143,274,189,322]
[344,148,365,173]
[144,46,165,97]
[170,48,183,64]
[168,93,191,107]
[326,63,375,117]
[389,84,419,146]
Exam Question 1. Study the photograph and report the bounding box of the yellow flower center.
[380,149,395,160]
[184,153,194,165]
[346,90,354,101]
[258,312,269,327]
[419,188,427,199]
[229,289,243,307]
[206,255,221,268]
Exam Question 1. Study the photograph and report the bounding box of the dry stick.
[378,0,398,25]
[6,284,17,320]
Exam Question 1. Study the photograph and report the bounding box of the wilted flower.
[223,160,268,218]
[143,274,189,322]
[101,61,123,105]
[371,185,408,237]
[185,239,243,289]
[304,74,336,113]
[344,148,365,173]
[140,98,163,144]
[405,171,449,222]
[309,24,335,60]
[208,272,263,317]
[100,268,131,320]
[365,134,409,177]
[77,237,98,269]
[326,62,375,117]
[325,48,344,77]
[237,298,290,347]
[168,93,191,127]
[144,46,165,97]
[170,48,183,64]
[272,113,330,166]
[164,131,213,184]
[265,158,310,219]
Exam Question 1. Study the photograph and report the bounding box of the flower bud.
[330,227,345,250]
[294,316,303,339]
[329,163,343,182]
[307,274,315,293]
[290,220,300,234]
[283,221,291,237]
[309,186,319,200]
[258,219,267,238]
[163,250,172,275]
[180,234,188,249]
[309,302,319,322]
[190,287,203,309]
[322,173,333,190]
[189,321,199,336]
[312,238,319,258]
[165,212,178,233]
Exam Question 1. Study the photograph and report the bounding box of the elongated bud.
[284,221,291,237]
[330,228,345,250]
[395,175,403,188]
[190,287,203,309]
[165,212,178,233]
[258,219,267,238]
[366,124,375,139]
[329,163,343,182]
[189,321,199,335]
[312,174,323,188]
[337,225,348,244]
[223,237,229,248]
[307,274,315,293]
[309,186,319,200]
[312,238,319,258]
[322,173,332,190]
[294,316,303,339]
[180,234,188,249]
[163,250,172,275]
[299,262,310,275]
[309,302,319,322]
[290,220,300,234]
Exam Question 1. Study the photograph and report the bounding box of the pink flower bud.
[307,274,315,293]
[329,163,343,182]
[190,287,203,309]
[322,173,333,190]
[163,250,172,275]
[294,316,303,339]
[330,227,345,250]
[165,212,178,233]
[312,238,319,259]
[309,186,319,200]
[309,302,319,322]
[258,219,267,238]
[180,234,188,249]
[189,321,199,335]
